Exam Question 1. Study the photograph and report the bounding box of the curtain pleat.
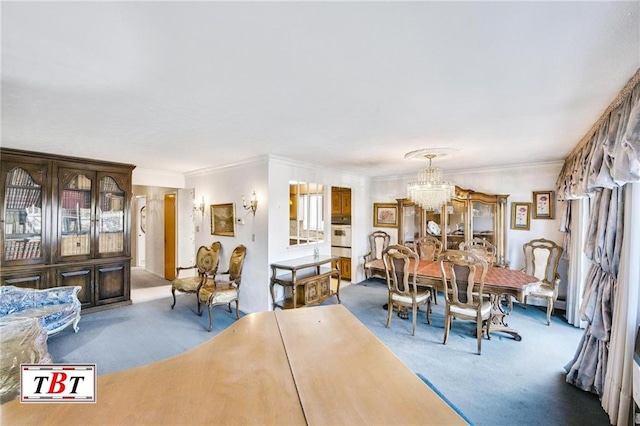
[557,68,640,425]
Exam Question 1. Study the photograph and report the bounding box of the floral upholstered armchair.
[171,242,221,310]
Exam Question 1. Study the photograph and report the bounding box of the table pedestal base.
[486,295,522,341]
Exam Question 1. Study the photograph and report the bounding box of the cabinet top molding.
[1,148,136,171]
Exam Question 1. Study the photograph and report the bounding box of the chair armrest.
[363,252,373,263]
[175,265,197,277]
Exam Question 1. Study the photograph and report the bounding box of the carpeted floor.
[45,268,610,426]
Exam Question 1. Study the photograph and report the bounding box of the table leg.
[486,294,522,341]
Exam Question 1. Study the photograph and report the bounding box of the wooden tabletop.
[2,305,466,425]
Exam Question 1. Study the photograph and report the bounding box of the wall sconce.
[194,196,205,219]
[243,191,258,216]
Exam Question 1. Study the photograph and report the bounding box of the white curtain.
[602,183,640,426]
[565,198,589,328]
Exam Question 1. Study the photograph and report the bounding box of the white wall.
[185,157,270,314]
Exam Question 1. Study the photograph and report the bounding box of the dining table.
[369,258,539,341]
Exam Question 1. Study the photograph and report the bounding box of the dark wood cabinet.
[0,148,134,312]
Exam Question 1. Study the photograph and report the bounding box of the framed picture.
[210,203,235,236]
[511,202,531,230]
[533,191,555,219]
[373,203,398,228]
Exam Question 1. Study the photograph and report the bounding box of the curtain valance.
[557,69,640,199]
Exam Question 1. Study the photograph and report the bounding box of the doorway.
[136,196,146,268]
[164,193,177,280]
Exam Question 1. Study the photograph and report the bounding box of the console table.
[270,255,341,310]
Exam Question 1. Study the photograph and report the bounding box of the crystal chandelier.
[406,151,455,211]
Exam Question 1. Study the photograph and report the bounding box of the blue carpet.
[417,373,474,425]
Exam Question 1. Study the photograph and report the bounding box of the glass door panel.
[98,176,125,253]
[61,174,92,256]
[445,199,467,250]
[424,208,442,238]
[401,204,421,247]
[3,167,43,261]
[472,201,495,245]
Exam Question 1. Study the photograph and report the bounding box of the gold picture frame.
[373,203,398,228]
[511,202,531,230]
[532,191,555,219]
[210,203,235,236]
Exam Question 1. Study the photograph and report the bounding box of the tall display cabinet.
[397,186,509,266]
[0,148,135,312]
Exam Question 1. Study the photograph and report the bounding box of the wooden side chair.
[382,244,431,336]
[414,235,443,304]
[171,242,221,309]
[439,250,491,355]
[198,245,247,332]
[363,231,391,279]
[522,238,563,325]
[459,237,497,265]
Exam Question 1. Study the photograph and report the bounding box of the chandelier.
[405,150,456,211]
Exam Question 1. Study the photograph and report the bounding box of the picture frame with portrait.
[373,203,398,228]
[210,203,235,236]
[533,191,555,219]
[511,202,531,230]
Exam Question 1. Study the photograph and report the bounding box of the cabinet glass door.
[3,167,43,262]
[445,199,467,250]
[61,174,92,256]
[401,204,421,246]
[98,176,125,254]
[472,201,495,245]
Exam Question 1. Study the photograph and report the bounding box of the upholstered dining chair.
[522,238,563,325]
[414,235,443,304]
[459,238,497,266]
[439,250,491,355]
[382,244,431,336]
[171,242,221,310]
[197,245,247,332]
[363,230,391,279]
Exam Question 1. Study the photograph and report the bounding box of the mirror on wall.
[289,181,325,246]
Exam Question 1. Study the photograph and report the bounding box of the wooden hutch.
[0,148,135,312]
[397,186,509,266]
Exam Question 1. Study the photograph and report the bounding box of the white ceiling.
[2,1,639,178]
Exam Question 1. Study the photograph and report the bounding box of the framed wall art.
[210,203,235,236]
[373,203,398,228]
[511,202,531,230]
[532,190,555,219]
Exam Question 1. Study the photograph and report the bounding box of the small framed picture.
[511,202,531,230]
[210,203,235,236]
[532,191,555,219]
[373,203,398,228]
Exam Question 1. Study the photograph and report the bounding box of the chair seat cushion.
[172,277,201,293]
[450,299,492,318]
[525,282,554,298]
[198,284,238,305]
[391,291,430,305]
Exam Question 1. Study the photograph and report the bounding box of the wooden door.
[164,193,176,280]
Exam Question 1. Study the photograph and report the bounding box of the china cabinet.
[0,148,134,312]
[397,186,509,266]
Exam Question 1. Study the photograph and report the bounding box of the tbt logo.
[21,364,96,403]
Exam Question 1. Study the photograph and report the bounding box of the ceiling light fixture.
[405,148,456,211]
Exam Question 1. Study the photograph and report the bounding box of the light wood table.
[2,305,467,425]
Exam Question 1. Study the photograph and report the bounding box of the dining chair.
[414,235,443,304]
[171,242,221,310]
[197,245,247,332]
[439,250,491,355]
[522,238,563,325]
[382,244,431,336]
[459,237,497,265]
[363,230,391,279]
